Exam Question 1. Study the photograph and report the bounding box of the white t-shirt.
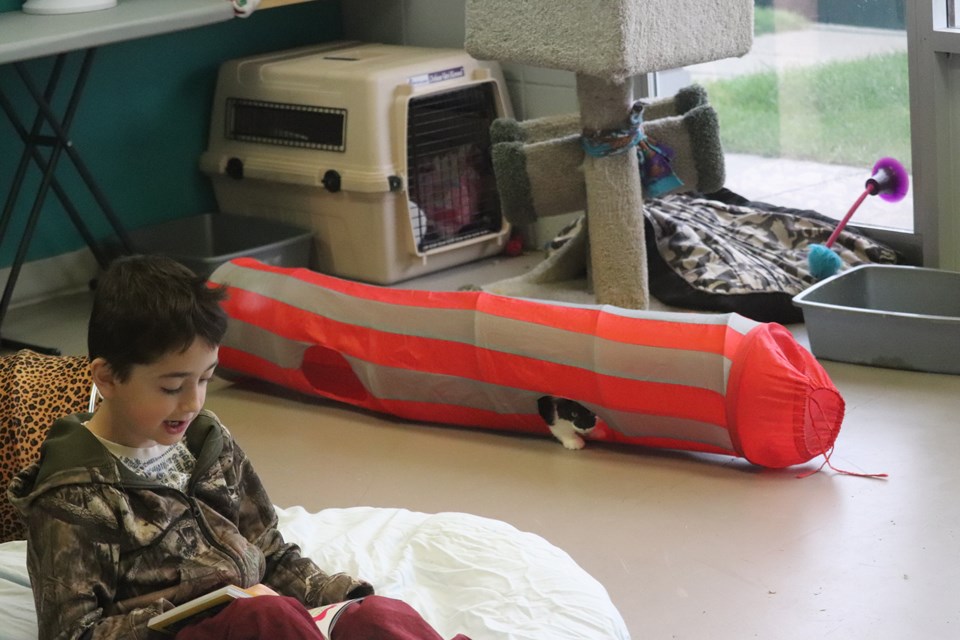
[86,425,196,492]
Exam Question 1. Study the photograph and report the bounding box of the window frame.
[908,1,960,269]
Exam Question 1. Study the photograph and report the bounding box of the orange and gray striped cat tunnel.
[209,258,843,469]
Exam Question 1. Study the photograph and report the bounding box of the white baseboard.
[0,249,99,309]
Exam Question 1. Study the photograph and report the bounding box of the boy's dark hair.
[88,255,229,381]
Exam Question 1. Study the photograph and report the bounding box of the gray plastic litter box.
[118,213,312,278]
[792,264,960,375]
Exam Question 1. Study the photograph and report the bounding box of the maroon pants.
[332,596,471,640]
[174,595,471,640]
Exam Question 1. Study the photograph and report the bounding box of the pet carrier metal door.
[405,83,503,253]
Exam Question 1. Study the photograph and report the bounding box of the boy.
[9,256,467,640]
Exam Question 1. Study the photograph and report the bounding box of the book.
[147,585,253,635]
[310,598,364,640]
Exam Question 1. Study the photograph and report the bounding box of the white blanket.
[0,506,629,639]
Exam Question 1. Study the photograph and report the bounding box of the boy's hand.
[242,583,280,597]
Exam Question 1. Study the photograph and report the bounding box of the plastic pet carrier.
[200,42,513,284]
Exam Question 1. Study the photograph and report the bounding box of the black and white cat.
[537,396,597,450]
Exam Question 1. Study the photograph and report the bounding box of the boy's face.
[90,339,219,449]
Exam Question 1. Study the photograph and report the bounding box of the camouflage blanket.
[545,190,900,323]
[643,191,900,322]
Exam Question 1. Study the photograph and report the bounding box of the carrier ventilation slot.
[406,83,503,252]
[227,98,347,152]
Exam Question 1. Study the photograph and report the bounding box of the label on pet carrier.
[408,66,465,86]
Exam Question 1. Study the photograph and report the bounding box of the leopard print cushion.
[0,350,93,543]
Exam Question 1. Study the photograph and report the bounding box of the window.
[656,1,916,257]
[908,1,960,269]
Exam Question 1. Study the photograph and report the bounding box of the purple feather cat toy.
[808,157,910,280]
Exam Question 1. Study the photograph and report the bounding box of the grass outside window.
[703,7,910,171]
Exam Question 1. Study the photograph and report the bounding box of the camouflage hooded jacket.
[7,410,372,640]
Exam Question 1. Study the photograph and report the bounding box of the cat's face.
[553,398,597,432]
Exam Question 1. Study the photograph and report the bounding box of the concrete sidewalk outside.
[723,153,912,231]
[689,23,907,82]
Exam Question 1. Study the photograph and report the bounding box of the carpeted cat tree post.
[465,0,753,309]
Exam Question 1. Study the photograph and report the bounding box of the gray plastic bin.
[118,213,313,278]
[792,265,960,375]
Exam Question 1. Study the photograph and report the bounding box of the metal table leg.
[0,49,134,355]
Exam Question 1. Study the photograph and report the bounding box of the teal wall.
[0,2,343,267]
